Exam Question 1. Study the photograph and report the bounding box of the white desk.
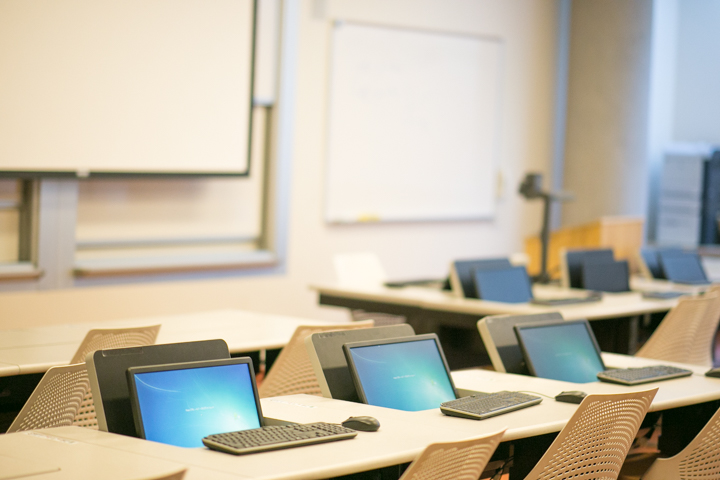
[4,354,719,480]
[313,283,680,367]
[0,310,332,376]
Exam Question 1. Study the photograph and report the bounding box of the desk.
[312,283,679,367]
[5,354,719,480]
[0,309,332,375]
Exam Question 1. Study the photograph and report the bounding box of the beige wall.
[0,0,560,329]
[561,0,654,227]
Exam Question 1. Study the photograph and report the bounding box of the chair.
[70,324,162,364]
[398,429,505,480]
[350,309,407,326]
[523,389,657,480]
[7,363,91,433]
[144,468,187,480]
[68,324,161,429]
[635,293,720,366]
[258,321,374,398]
[630,405,720,480]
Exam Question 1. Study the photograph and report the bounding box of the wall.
[674,0,720,143]
[0,0,560,329]
[561,0,654,227]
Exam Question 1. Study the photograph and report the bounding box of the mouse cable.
[516,390,554,399]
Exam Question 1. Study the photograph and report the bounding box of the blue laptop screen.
[132,363,261,447]
[515,322,605,383]
[348,338,456,411]
[474,266,533,303]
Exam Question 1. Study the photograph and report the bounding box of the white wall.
[674,0,720,143]
[0,0,560,329]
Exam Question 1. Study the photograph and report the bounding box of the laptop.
[581,260,630,293]
[342,334,541,419]
[563,249,615,288]
[449,257,512,298]
[87,339,231,437]
[473,265,602,305]
[659,252,710,285]
[513,319,692,385]
[126,357,357,451]
[304,324,416,402]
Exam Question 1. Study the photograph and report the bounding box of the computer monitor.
[449,257,512,298]
[343,334,458,411]
[477,312,564,374]
[474,266,533,303]
[659,252,709,285]
[514,319,606,383]
[127,357,262,448]
[305,324,416,402]
[581,260,630,293]
[563,249,614,288]
[640,247,683,279]
[87,339,230,437]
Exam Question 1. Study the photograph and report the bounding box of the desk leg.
[509,433,556,480]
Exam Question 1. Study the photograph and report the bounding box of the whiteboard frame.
[324,21,504,224]
[0,0,258,178]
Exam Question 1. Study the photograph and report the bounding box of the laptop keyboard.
[440,391,542,420]
[597,365,692,385]
[202,422,358,455]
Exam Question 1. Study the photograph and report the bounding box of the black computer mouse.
[555,391,587,404]
[341,416,380,432]
[706,367,720,378]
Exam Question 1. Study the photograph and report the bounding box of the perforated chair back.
[70,324,161,364]
[7,363,92,433]
[635,293,720,366]
[641,405,720,480]
[523,389,657,480]
[258,321,373,398]
[399,429,505,480]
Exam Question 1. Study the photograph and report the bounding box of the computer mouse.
[555,391,587,404]
[705,367,720,378]
[341,416,380,432]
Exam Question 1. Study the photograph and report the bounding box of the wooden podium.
[525,217,644,279]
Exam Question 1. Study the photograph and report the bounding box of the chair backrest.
[641,405,720,480]
[7,363,91,433]
[258,321,374,398]
[333,252,387,288]
[350,309,407,326]
[143,468,187,480]
[399,429,505,480]
[70,324,161,364]
[523,389,657,480]
[635,293,720,366]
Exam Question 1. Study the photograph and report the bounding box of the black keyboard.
[203,422,358,455]
[597,365,693,385]
[440,391,542,420]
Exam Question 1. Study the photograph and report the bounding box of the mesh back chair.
[633,405,720,480]
[524,389,657,480]
[635,293,720,366]
[144,468,187,480]
[399,429,505,480]
[258,321,373,398]
[70,324,161,364]
[351,309,407,326]
[7,363,91,433]
[67,324,161,429]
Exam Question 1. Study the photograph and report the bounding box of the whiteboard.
[0,0,255,175]
[325,22,503,223]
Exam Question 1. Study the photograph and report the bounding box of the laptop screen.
[474,266,533,303]
[565,249,614,288]
[581,260,630,293]
[127,358,262,448]
[514,320,605,383]
[659,252,708,284]
[343,334,457,411]
[452,258,512,298]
